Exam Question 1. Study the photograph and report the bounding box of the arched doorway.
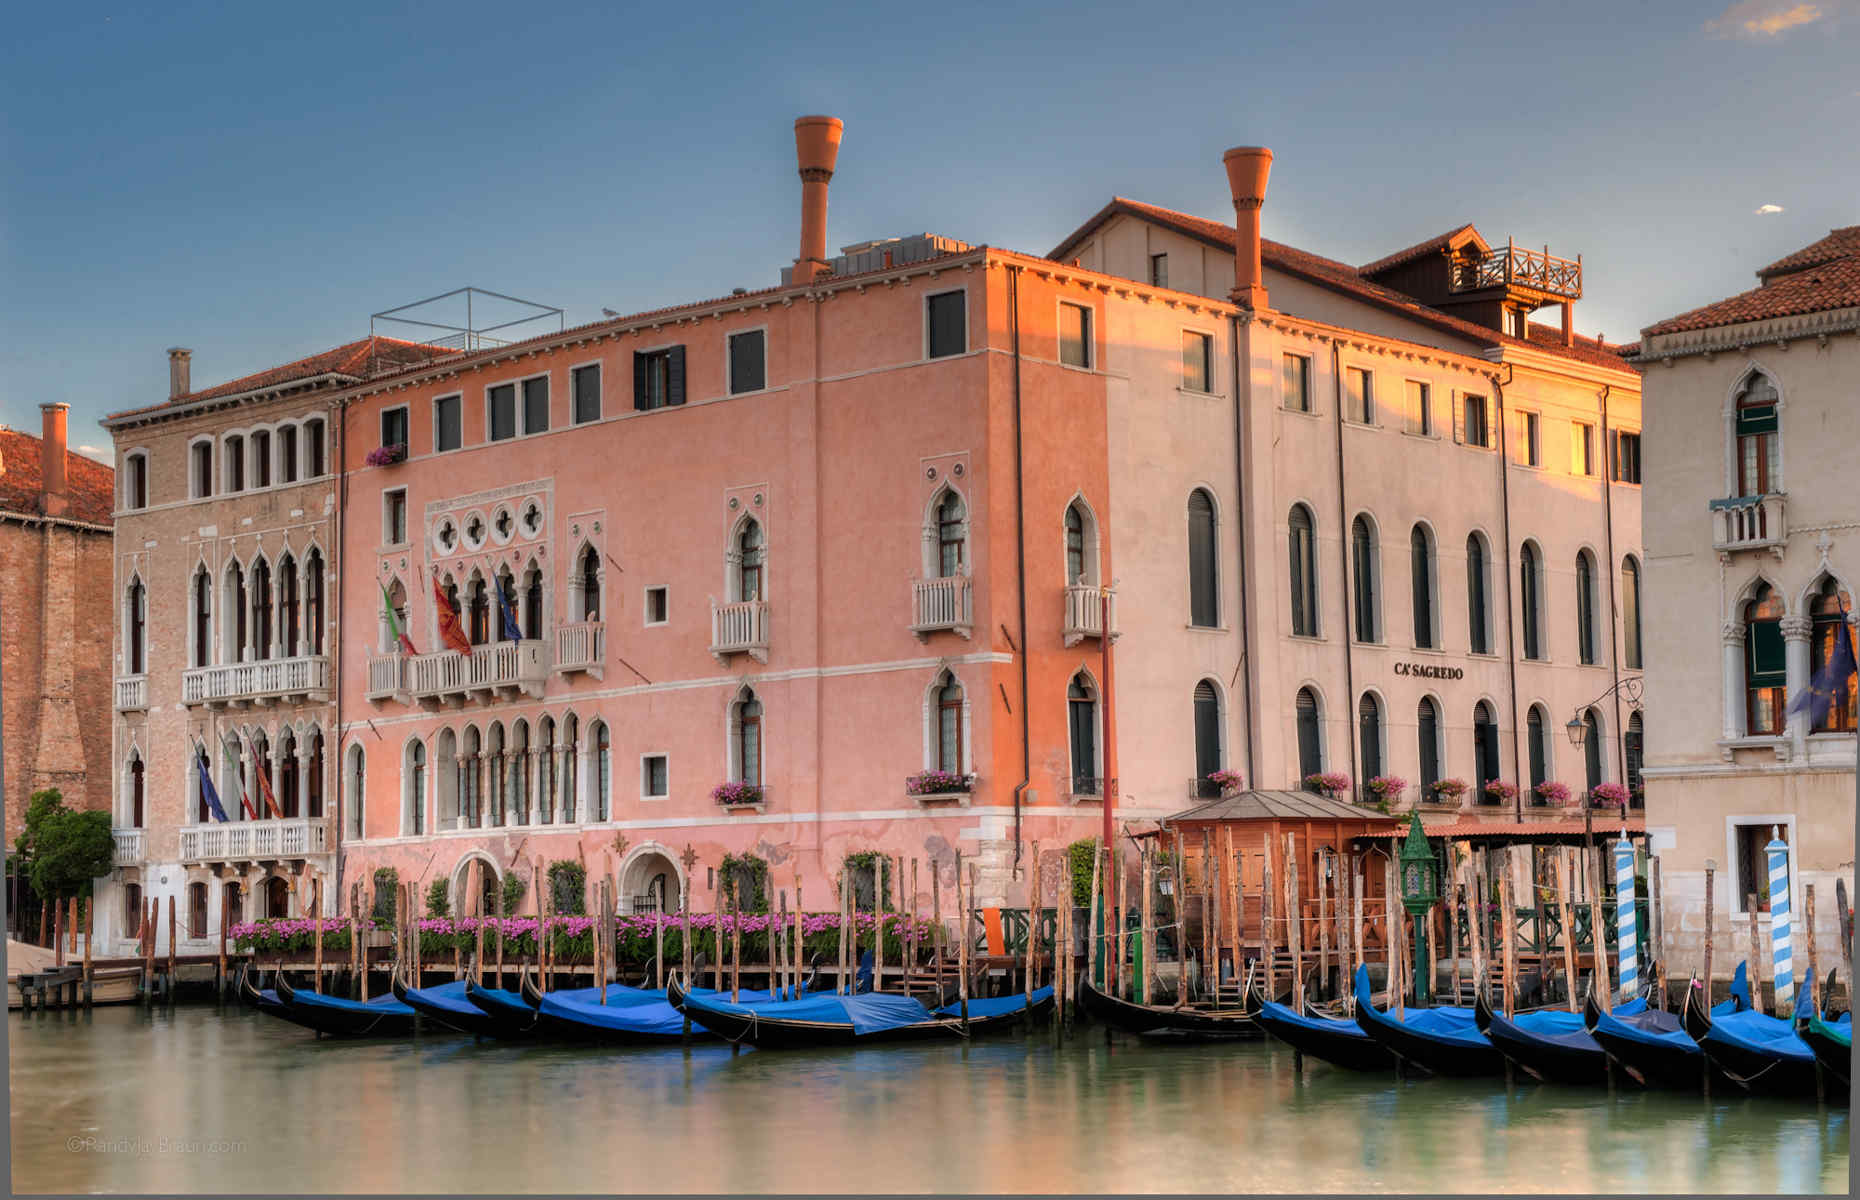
[619,847,682,915]
[264,875,290,918]
[449,853,501,917]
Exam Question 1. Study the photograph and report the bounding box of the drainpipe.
[1228,315,1257,787]
[1008,265,1030,874]
[1493,364,1523,824]
[332,396,348,907]
[1331,341,1358,792]
[1598,384,1627,799]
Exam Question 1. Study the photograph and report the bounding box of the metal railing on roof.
[369,287,565,364]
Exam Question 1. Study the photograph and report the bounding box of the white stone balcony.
[910,575,973,639]
[1711,494,1786,557]
[114,675,148,713]
[179,817,327,864]
[1062,584,1120,647]
[554,621,605,678]
[366,651,406,702]
[710,599,769,664]
[407,640,549,703]
[112,828,144,865]
[182,654,330,707]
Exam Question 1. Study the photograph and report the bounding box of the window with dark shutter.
[381,407,409,450]
[572,364,601,424]
[1289,504,1317,637]
[435,395,462,452]
[634,347,685,410]
[488,385,517,440]
[1358,693,1382,781]
[1193,681,1221,780]
[1417,698,1440,793]
[522,376,549,434]
[1188,490,1218,627]
[1411,525,1435,648]
[1467,533,1490,654]
[1296,688,1322,782]
[1527,706,1546,789]
[729,330,766,395]
[1474,702,1499,791]
[927,291,966,358]
[1351,515,1377,642]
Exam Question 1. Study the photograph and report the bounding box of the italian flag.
[381,581,417,655]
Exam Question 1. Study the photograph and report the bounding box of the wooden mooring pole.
[1028,842,1043,1010]
[956,852,971,1034]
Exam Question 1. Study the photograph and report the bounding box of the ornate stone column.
[294,737,314,821]
[1722,621,1745,742]
[1783,614,1813,754]
[556,746,573,824]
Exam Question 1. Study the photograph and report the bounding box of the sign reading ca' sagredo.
[1394,662,1465,680]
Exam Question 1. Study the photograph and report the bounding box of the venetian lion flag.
[380,581,417,656]
[1788,605,1856,730]
[195,748,230,823]
[247,737,284,819]
[434,578,473,656]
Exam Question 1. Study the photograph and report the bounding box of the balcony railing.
[554,621,605,677]
[366,651,406,701]
[1711,494,1786,555]
[182,654,330,707]
[114,675,148,713]
[710,599,769,664]
[179,817,327,864]
[112,828,144,865]
[407,640,549,702]
[1451,241,1582,299]
[1062,584,1119,647]
[910,575,973,639]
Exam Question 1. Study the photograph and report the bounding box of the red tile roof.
[1644,253,1860,336]
[1051,198,1636,375]
[0,428,115,525]
[107,336,457,422]
[1756,225,1860,281]
[1357,224,1485,277]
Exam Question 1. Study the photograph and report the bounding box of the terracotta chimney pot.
[792,116,844,285]
[168,347,193,400]
[39,402,69,518]
[1222,146,1273,310]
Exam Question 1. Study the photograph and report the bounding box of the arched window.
[1473,701,1499,794]
[124,451,149,510]
[279,423,299,484]
[487,723,507,825]
[223,434,244,493]
[1295,687,1323,784]
[305,417,326,477]
[592,720,611,821]
[580,546,601,621]
[1582,709,1604,796]
[1065,503,1087,585]
[1622,555,1642,670]
[345,744,365,838]
[1416,697,1441,795]
[1068,673,1099,795]
[511,720,531,823]
[1411,524,1436,649]
[494,569,516,643]
[128,751,145,827]
[538,716,557,824]
[278,728,299,819]
[305,549,324,655]
[189,566,211,669]
[123,882,143,937]
[125,576,147,674]
[248,731,272,821]
[1810,579,1855,733]
[190,439,213,499]
[1467,533,1491,654]
[265,876,289,919]
[736,520,765,602]
[468,574,490,645]
[252,558,274,660]
[188,882,208,938]
[561,714,580,824]
[279,553,300,658]
[1189,490,1219,627]
[224,560,248,663]
[1575,550,1598,665]
[1288,504,1317,637]
[1358,692,1384,783]
[1624,712,1644,800]
[935,674,965,773]
[1520,541,1544,660]
[1734,370,1780,496]
[461,727,482,827]
[1526,704,1550,793]
[523,563,543,641]
[251,429,270,489]
[732,690,763,787]
[1351,515,1378,643]
[936,491,966,578]
[221,881,242,931]
[1744,582,1786,735]
[1193,680,1222,783]
[405,739,426,835]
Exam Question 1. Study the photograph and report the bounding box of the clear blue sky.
[3,0,1854,456]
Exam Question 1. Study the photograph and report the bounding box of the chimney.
[1222,146,1273,310]
[168,347,192,400]
[791,116,844,285]
[1561,301,1575,347]
[39,402,69,518]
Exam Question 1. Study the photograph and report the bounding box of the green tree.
[372,867,400,921]
[425,877,451,917]
[547,860,586,915]
[501,870,527,914]
[19,790,112,901]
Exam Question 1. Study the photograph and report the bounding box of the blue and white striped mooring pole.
[1613,835,1637,1005]
[1767,829,1793,1015]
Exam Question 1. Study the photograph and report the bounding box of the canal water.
[9,1004,1849,1194]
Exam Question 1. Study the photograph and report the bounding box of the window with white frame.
[728,329,766,395]
[1520,410,1541,466]
[189,440,213,499]
[644,586,668,626]
[522,376,549,435]
[1351,514,1379,643]
[1410,524,1438,649]
[1405,380,1431,435]
[384,488,407,547]
[572,364,601,424]
[926,291,966,359]
[641,752,668,799]
[1059,302,1092,369]
[488,384,517,441]
[1462,393,1491,448]
[381,406,410,452]
[434,395,462,452]
[930,672,966,775]
[124,451,149,510]
[1613,430,1641,484]
[251,429,271,488]
[1283,354,1312,413]
[305,417,326,477]
[1571,421,1596,476]
[1346,367,1374,424]
[223,435,245,493]
[1149,253,1168,288]
[279,424,298,484]
[1182,331,1212,392]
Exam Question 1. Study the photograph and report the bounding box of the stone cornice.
[1636,305,1860,364]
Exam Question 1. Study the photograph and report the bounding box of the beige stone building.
[1638,225,1858,986]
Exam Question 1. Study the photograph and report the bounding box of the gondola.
[1800,1006,1852,1092]
[669,974,1054,1049]
[1351,964,1502,1077]
[268,969,423,1039]
[464,971,547,1038]
[1475,985,1647,1086]
[394,968,519,1038]
[1581,962,1749,1091]
[1251,974,1395,1071]
[237,962,292,1019]
[1682,966,1820,1100]
[1076,975,1265,1041]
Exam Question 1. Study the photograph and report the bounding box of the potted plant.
[1364,775,1408,811]
[1302,771,1351,801]
[1532,780,1572,808]
[1482,779,1518,806]
[1589,782,1631,811]
[1428,777,1469,806]
[905,769,975,797]
[711,781,764,809]
[366,443,407,468]
[1206,769,1245,797]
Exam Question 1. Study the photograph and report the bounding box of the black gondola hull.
[463,977,544,1038]
[1802,1024,1852,1092]
[1483,1015,1607,1086]
[1254,1005,1395,1071]
[1078,979,1264,1040]
[669,977,1054,1049]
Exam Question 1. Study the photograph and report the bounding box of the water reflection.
[7,1007,1848,1194]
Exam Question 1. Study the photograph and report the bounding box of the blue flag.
[497,579,523,642]
[197,751,230,823]
[1789,611,1856,729]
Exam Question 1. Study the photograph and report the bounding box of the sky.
[3,0,1855,460]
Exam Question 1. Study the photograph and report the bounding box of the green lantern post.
[1397,812,1441,1005]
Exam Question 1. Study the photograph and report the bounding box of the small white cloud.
[1706,1,1826,37]
[1755,204,1786,214]
[74,444,113,462]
